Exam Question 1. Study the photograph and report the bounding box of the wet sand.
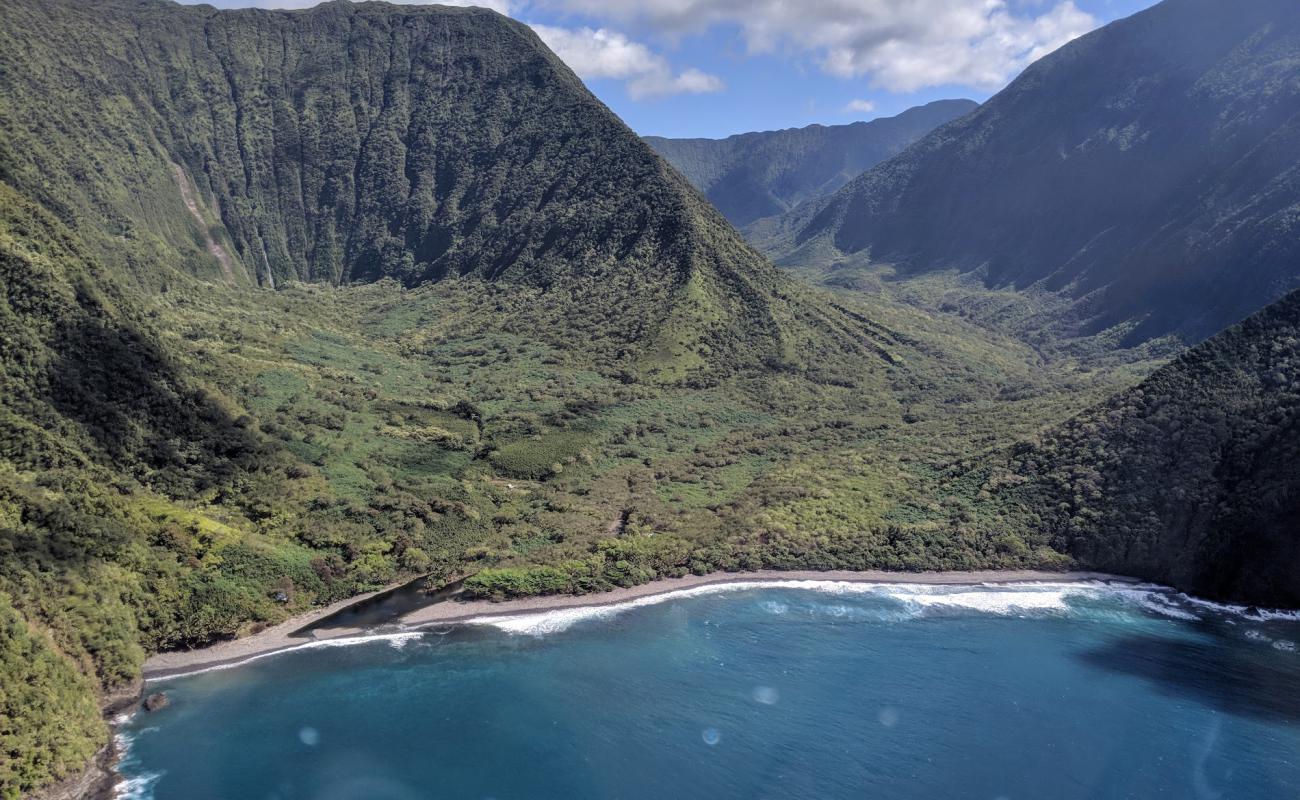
[142,569,1134,679]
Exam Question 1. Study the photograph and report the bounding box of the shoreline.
[141,578,417,680]
[142,569,1133,679]
[400,568,1136,625]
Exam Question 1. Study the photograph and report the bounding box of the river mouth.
[118,582,1300,800]
[290,575,463,637]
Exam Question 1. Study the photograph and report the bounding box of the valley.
[2,0,1299,796]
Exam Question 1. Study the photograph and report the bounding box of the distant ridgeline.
[644,99,977,228]
[753,0,1300,347]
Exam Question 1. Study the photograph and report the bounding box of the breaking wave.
[460,580,1223,636]
[113,721,163,800]
[113,769,163,800]
[147,581,1299,679]
[1177,594,1300,622]
[147,631,426,683]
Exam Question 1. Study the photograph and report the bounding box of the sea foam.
[113,769,163,800]
[149,580,1295,674]
[113,723,164,800]
[1177,594,1300,622]
[147,631,425,682]
[461,580,1189,636]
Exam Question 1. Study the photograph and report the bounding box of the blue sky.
[186,0,1158,138]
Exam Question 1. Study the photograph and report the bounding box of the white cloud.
[529,25,656,79]
[543,0,1098,92]
[531,25,724,99]
[629,67,725,99]
[842,98,876,114]
[185,0,1094,98]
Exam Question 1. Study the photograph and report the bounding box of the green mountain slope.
[754,0,1300,347]
[2,0,842,382]
[0,181,344,797]
[1,0,695,287]
[645,100,976,228]
[0,592,105,799]
[977,290,1300,606]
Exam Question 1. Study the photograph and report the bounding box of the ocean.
[117,581,1300,799]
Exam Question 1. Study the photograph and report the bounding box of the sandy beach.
[141,569,1134,679]
[142,580,409,679]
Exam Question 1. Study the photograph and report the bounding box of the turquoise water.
[118,581,1300,799]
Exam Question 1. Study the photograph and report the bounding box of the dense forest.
[982,290,1300,607]
[1,0,1298,796]
[645,99,975,227]
[751,0,1300,348]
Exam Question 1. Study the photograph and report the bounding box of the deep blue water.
[118,582,1300,800]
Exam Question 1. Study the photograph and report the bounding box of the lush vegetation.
[645,99,975,227]
[977,290,1300,607]
[0,208,1133,793]
[0,593,104,800]
[0,3,1124,793]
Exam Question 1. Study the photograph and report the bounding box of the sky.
[183,0,1158,139]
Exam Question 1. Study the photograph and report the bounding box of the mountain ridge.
[753,0,1300,347]
[646,99,976,227]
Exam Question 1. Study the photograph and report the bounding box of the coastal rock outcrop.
[24,743,118,800]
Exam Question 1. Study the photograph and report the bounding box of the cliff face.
[756,0,1300,346]
[2,0,862,384]
[0,0,748,298]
